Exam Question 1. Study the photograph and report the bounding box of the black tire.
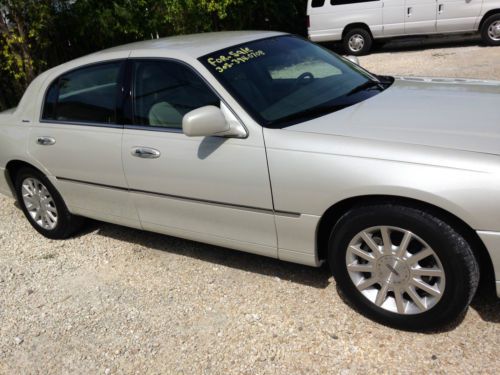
[343,28,373,56]
[481,14,500,46]
[15,167,84,239]
[328,204,479,331]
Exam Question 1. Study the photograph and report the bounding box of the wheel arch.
[5,159,48,198]
[316,194,495,295]
[478,9,500,31]
[342,23,374,39]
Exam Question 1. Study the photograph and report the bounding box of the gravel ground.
[358,36,500,80]
[1,39,500,374]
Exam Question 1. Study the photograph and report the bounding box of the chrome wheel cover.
[488,21,500,41]
[348,34,365,52]
[21,178,58,230]
[346,226,445,315]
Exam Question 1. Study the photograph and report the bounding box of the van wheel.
[328,204,479,330]
[481,14,500,46]
[343,28,373,55]
[15,167,84,239]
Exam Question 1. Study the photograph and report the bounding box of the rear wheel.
[328,204,479,330]
[343,28,373,55]
[481,14,500,46]
[15,167,84,239]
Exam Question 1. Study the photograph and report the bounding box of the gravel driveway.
[1,39,499,374]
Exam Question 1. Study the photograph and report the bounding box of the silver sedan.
[0,31,498,330]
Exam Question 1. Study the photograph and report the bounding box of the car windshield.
[200,35,392,128]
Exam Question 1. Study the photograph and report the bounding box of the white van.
[308,0,500,55]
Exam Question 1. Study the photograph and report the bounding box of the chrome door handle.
[438,4,444,14]
[407,7,412,17]
[131,147,161,159]
[37,137,56,146]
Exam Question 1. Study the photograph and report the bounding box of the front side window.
[201,36,391,128]
[42,62,123,124]
[131,60,220,129]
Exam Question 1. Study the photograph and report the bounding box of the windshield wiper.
[267,103,348,127]
[345,80,386,97]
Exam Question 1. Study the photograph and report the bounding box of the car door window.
[132,60,220,129]
[42,62,123,124]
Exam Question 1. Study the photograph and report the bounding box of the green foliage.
[0,0,307,110]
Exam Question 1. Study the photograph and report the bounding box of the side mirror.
[182,104,247,138]
[345,55,360,65]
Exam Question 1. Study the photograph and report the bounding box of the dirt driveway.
[0,39,499,374]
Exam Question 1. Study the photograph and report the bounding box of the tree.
[0,0,307,111]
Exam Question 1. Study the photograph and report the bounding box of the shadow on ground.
[85,220,332,290]
[83,219,499,328]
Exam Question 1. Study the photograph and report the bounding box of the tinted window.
[331,0,379,4]
[311,0,326,7]
[42,62,122,124]
[132,60,220,129]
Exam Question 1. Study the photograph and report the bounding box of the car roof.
[94,31,286,58]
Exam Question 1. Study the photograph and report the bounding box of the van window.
[311,0,326,7]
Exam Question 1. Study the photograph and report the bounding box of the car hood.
[287,77,500,155]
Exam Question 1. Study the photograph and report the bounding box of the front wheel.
[328,204,479,330]
[481,14,500,46]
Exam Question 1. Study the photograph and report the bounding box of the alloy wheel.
[21,177,59,230]
[345,226,446,315]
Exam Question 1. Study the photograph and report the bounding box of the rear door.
[404,0,437,34]
[29,57,139,227]
[436,0,483,32]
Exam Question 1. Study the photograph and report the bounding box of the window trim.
[123,57,247,137]
[39,59,127,129]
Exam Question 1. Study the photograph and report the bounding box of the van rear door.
[436,0,483,33]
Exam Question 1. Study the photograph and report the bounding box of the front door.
[436,0,483,33]
[121,59,277,257]
[404,0,437,34]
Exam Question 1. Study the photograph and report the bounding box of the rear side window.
[311,0,326,7]
[42,61,123,124]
